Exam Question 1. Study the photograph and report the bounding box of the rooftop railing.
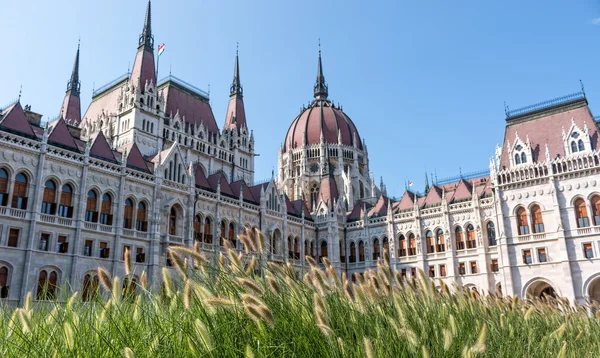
[157,75,209,100]
[92,72,131,97]
[435,169,489,185]
[505,91,585,120]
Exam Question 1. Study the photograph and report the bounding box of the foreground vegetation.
[2,229,600,357]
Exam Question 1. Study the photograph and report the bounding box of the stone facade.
[1,1,600,306]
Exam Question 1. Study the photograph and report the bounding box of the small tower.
[60,43,82,123]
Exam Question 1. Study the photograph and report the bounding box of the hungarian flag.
[408,181,413,187]
[158,43,165,56]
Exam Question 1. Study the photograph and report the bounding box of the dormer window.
[521,152,527,163]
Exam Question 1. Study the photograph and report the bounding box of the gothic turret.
[314,44,328,100]
[223,47,247,133]
[131,0,156,87]
[60,43,82,123]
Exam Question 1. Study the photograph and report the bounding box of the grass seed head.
[237,277,264,296]
[124,347,135,358]
[363,337,375,358]
[194,319,215,351]
[97,267,113,292]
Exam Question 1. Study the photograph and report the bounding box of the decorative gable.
[0,103,36,138]
[507,131,532,167]
[562,118,592,156]
[126,143,151,173]
[89,131,117,162]
[160,142,188,184]
[48,118,80,152]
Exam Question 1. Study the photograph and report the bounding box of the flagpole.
[156,46,160,82]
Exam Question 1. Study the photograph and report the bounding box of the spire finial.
[138,0,154,49]
[66,41,81,95]
[18,85,22,103]
[230,44,243,97]
[314,39,328,100]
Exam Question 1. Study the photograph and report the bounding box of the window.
[219,220,226,246]
[455,227,465,250]
[350,242,356,263]
[39,233,50,251]
[428,266,435,278]
[99,242,110,259]
[0,168,8,206]
[578,139,585,151]
[136,247,145,263]
[537,248,547,263]
[517,207,530,235]
[515,153,521,164]
[7,228,19,247]
[58,184,73,218]
[136,202,148,231]
[36,270,58,300]
[319,241,328,263]
[84,240,93,257]
[521,152,527,163]
[470,261,478,274]
[122,245,131,261]
[522,249,532,264]
[436,229,445,252]
[86,190,98,222]
[531,205,544,233]
[288,237,294,259]
[408,234,417,256]
[410,267,416,278]
[487,222,496,246]
[466,225,476,249]
[398,235,407,257]
[100,193,113,225]
[359,241,365,262]
[593,195,600,226]
[439,264,446,277]
[123,199,133,229]
[490,259,499,272]
[12,173,28,209]
[169,207,177,236]
[203,218,212,244]
[82,274,99,302]
[57,235,68,253]
[401,268,407,279]
[382,237,390,258]
[228,223,236,248]
[426,231,434,254]
[41,180,57,215]
[458,263,466,275]
[571,141,578,153]
[373,239,380,260]
[583,243,594,259]
[294,238,300,260]
[0,266,9,298]
[575,198,590,228]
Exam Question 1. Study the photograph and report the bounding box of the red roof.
[224,96,247,133]
[194,165,211,189]
[131,48,156,88]
[450,179,472,202]
[501,99,599,168]
[160,84,219,135]
[208,172,234,197]
[422,186,443,207]
[48,118,80,152]
[368,195,390,216]
[60,92,81,124]
[89,131,116,162]
[0,103,36,138]
[291,199,312,218]
[230,180,256,203]
[284,99,362,152]
[249,183,269,203]
[319,176,339,204]
[125,143,151,172]
[82,87,122,129]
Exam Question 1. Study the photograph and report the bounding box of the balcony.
[39,214,73,227]
[168,235,184,244]
[83,221,115,234]
[0,206,28,219]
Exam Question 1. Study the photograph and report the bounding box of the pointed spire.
[138,0,154,50]
[313,39,328,100]
[66,41,81,96]
[424,171,430,193]
[230,43,243,97]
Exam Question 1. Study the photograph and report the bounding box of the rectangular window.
[470,261,478,274]
[490,259,499,272]
[57,235,68,253]
[583,243,594,259]
[439,264,446,277]
[410,267,416,278]
[136,247,145,263]
[522,249,532,264]
[578,217,590,228]
[7,228,19,247]
[519,225,530,235]
[537,248,547,263]
[84,240,93,257]
[428,266,435,278]
[122,245,131,261]
[39,233,50,251]
[458,262,466,275]
[99,242,110,259]
[401,268,407,279]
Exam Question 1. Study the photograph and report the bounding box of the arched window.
[310,240,315,259]
[123,198,134,229]
[578,139,585,151]
[350,242,357,263]
[517,207,530,235]
[436,229,445,252]
[531,205,544,233]
[426,231,434,254]
[592,195,600,226]
[382,237,389,258]
[466,224,476,249]
[304,240,310,258]
[194,215,202,242]
[219,220,226,246]
[85,190,98,222]
[58,184,73,218]
[455,227,465,250]
[122,277,137,298]
[82,273,99,302]
[521,152,527,164]
[169,207,177,236]
[487,222,496,246]
[408,234,417,256]
[0,169,8,206]
[136,202,147,231]
[228,222,236,248]
[398,235,407,257]
[575,198,590,228]
[571,141,578,153]
[373,239,380,260]
[0,266,9,299]
[294,238,300,260]
[36,269,58,300]
[270,229,280,255]
[41,180,57,215]
[515,154,521,165]
[310,182,320,211]
[12,173,28,209]
[204,218,212,244]
[359,240,365,262]
[100,193,113,225]
[287,237,293,259]
[319,241,328,263]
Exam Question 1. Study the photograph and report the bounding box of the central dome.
[283,48,362,152]
[284,99,362,152]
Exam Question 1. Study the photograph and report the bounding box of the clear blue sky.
[2,1,600,197]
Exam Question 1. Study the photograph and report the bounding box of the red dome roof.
[284,99,362,152]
